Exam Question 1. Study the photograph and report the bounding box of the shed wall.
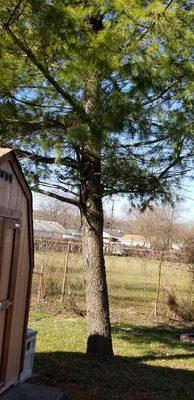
[0,158,32,387]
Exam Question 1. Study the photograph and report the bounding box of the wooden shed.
[0,148,34,394]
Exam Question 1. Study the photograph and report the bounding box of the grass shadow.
[29,317,194,400]
[112,324,194,350]
[32,350,194,400]
[32,322,194,400]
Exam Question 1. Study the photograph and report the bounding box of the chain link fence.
[31,238,194,320]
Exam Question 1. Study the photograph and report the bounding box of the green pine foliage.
[0,0,193,206]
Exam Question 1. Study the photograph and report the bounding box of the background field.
[32,250,193,319]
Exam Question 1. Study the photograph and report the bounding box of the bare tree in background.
[123,205,183,251]
[34,198,81,230]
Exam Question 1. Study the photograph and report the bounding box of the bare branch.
[109,77,121,92]
[39,181,79,197]
[32,187,80,208]
[16,149,78,169]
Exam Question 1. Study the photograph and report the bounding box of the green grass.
[31,252,194,398]
[29,311,194,400]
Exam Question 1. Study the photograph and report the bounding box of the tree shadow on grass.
[32,325,194,400]
[32,351,194,400]
[112,324,194,350]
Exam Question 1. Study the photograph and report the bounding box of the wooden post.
[155,259,163,316]
[37,265,44,303]
[188,267,194,308]
[61,243,70,303]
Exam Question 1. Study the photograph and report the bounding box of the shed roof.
[0,147,31,200]
[0,148,12,157]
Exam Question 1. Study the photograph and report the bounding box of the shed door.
[0,217,20,386]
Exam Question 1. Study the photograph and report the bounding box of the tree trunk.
[80,148,114,361]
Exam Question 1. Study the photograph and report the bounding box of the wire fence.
[31,237,194,320]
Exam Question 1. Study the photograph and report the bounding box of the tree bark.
[80,147,114,361]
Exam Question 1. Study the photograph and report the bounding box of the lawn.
[30,251,194,399]
[29,310,194,400]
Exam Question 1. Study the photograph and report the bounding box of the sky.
[33,178,194,223]
[103,185,194,222]
[179,183,194,221]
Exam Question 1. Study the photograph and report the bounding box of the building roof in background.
[121,234,147,242]
[34,220,66,234]
[104,229,124,238]
[34,220,82,239]
[103,231,111,239]
[63,230,82,240]
[63,229,81,237]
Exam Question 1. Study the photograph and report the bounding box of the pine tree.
[0,0,193,360]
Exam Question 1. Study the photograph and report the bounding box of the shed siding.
[6,199,30,383]
[0,159,31,386]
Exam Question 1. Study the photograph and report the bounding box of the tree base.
[86,334,114,361]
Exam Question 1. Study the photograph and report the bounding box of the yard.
[29,311,194,400]
[30,251,194,399]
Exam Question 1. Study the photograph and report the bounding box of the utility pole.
[108,199,115,253]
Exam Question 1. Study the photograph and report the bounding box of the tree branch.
[39,181,79,197]
[108,77,121,92]
[142,81,178,106]
[106,135,169,150]
[164,0,174,12]
[6,93,65,109]
[137,0,175,42]
[158,155,186,179]
[2,118,67,130]
[32,187,80,208]
[3,24,91,125]
[6,0,27,27]
[158,145,194,180]
[16,149,78,169]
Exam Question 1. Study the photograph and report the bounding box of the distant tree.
[104,201,134,234]
[0,1,193,359]
[130,205,183,250]
[34,197,81,229]
[181,222,194,262]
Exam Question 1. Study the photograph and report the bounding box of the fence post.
[37,265,44,303]
[155,257,163,316]
[61,243,70,303]
[188,266,194,308]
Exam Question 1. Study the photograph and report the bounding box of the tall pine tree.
[0,0,193,359]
